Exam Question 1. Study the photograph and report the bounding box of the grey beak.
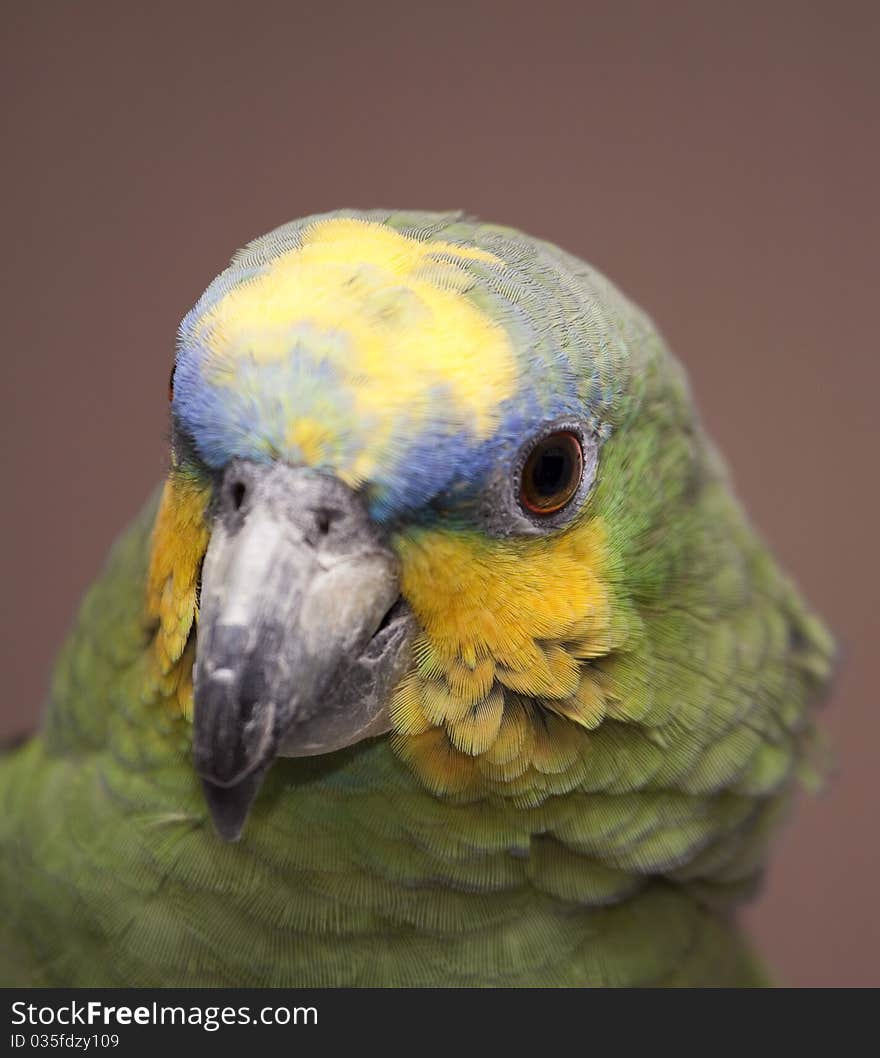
[193,460,413,841]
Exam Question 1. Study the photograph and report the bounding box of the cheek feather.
[146,473,210,711]
[395,520,613,669]
[390,520,624,801]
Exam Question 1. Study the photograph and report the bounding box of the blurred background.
[2,1,876,986]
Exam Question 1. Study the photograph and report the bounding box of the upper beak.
[193,459,412,841]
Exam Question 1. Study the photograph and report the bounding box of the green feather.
[0,213,833,987]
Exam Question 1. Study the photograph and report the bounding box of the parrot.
[0,210,834,987]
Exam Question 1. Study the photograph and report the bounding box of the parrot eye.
[519,431,584,515]
[168,364,176,403]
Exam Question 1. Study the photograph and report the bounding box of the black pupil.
[533,445,570,497]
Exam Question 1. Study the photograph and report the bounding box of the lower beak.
[193,459,411,840]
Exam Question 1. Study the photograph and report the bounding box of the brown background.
[2,2,877,986]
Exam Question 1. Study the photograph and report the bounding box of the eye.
[519,431,584,515]
[168,364,176,403]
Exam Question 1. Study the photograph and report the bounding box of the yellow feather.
[194,217,517,479]
[145,474,210,709]
[446,687,506,756]
[391,518,612,795]
[549,670,608,730]
[482,699,533,767]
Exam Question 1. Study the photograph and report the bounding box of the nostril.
[314,507,341,535]
[230,480,247,511]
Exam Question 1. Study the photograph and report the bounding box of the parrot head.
[146,210,826,841]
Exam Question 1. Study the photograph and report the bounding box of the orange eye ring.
[520,431,584,515]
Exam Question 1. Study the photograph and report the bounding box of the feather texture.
[0,211,833,986]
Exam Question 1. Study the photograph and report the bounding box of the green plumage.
[0,213,833,986]
[0,492,829,985]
